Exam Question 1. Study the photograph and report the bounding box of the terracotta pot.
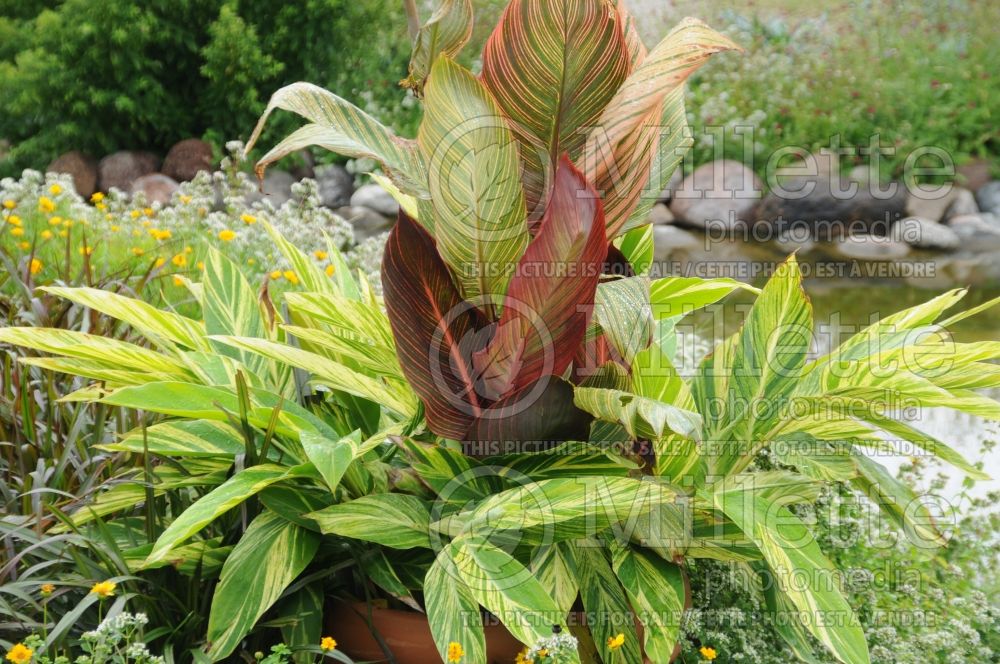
[326,601,523,664]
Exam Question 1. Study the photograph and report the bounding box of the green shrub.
[0,0,417,175]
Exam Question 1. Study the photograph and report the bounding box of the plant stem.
[403,0,420,42]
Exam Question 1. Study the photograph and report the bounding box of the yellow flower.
[171,253,187,267]
[111,225,120,232]
[313,250,328,260]
[95,202,107,212]
[154,257,166,268]
[699,646,717,661]
[5,643,32,664]
[179,194,192,205]
[41,230,53,240]
[143,207,154,217]
[78,246,93,256]
[536,649,549,658]
[150,229,172,241]
[40,583,55,596]
[49,184,62,195]
[173,276,185,287]
[240,213,257,225]
[247,258,255,266]
[58,230,68,238]
[320,637,337,652]
[2,199,15,210]
[446,642,464,663]
[29,259,42,275]
[10,227,24,237]
[18,241,30,250]
[130,210,142,219]
[283,270,299,285]
[90,192,104,203]
[515,649,534,664]
[218,229,236,242]
[132,247,145,256]
[607,633,625,650]
[62,219,73,227]
[184,245,192,254]
[197,261,205,270]
[89,580,116,598]
[48,217,62,226]
[269,270,282,280]
[325,264,335,277]
[38,197,55,213]
[7,215,22,226]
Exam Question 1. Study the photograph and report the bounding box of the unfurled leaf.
[309,494,433,549]
[300,430,363,493]
[382,212,489,439]
[648,275,758,319]
[419,56,529,307]
[464,377,592,445]
[247,83,426,195]
[589,276,653,365]
[583,18,740,237]
[405,0,474,94]
[473,156,608,398]
[611,543,686,663]
[105,420,246,457]
[573,544,642,663]
[206,512,319,660]
[424,544,487,664]
[531,543,579,615]
[574,387,701,441]
[481,0,631,218]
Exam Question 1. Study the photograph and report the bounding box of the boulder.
[669,160,762,233]
[648,203,675,226]
[351,183,400,217]
[161,139,214,182]
[948,213,1000,248]
[315,164,355,209]
[130,174,179,206]
[657,168,685,203]
[97,151,160,193]
[942,187,979,221]
[904,186,961,222]
[337,205,394,242]
[956,158,993,192]
[974,181,1000,214]
[894,217,960,251]
[249,170,296,208]
[652,224,702,260]
[834,234,910,260]
[47,151,98,198]
[755,173,907,238]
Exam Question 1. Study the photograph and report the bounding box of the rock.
[648,203,674,226]
[894,217,960,251]
[948,213,1000,248]
[130,174,179,206]
[669,160,762,233]
[756,173,907,238]
[834,234,911,260]
[652,224,701,259]
[161,139,214,182]
[315,164,355,209]
[942,187,979,221]
[974,181,1000,214]
[256,170,296,208]
[956,158,993,192]
[47,151,98,198]
[350,183,399,217]
[905,186,961,222]
[657,168,685,203]
[97,151,159,193]
[337,205,394,242]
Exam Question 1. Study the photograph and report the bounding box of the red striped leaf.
[465,377,592,446]
[473,155,608,399]
[480,0,632,222]
[382,213,489,439]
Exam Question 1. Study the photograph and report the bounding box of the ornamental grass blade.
[382,212,490,439]
[582,18,741,237]
[473,156,608,399]
[419,56,529,308]
[481,0,632,220]
[404,0,474,95]
[246,82,426,195]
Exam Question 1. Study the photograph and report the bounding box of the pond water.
[665,247,1000,502]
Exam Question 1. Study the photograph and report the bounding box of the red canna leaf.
[382,212,489,439]
[473,155,608,399]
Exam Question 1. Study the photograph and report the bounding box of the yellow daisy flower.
[313,250,328,260]
[29,259,42,275]
[218,229,236,242]
[7,215,22,226]
[90,192,104,203]
[607,633,625,650]
[89,580,116,598]
[325,264,336,277]
[699,646,717,661]
[283,270,299,285]
[320,637,337,652]
[38,197,56,213]
[240,213,257,225]
[171,253,186,267]
[40,583,55,596]
[447,642,464,663]
[2,199,15,210]
[270,270,282,280]
[5,643,32,664]
[41,230,53,240]
[10,227,24,237]
[49,184,63,195]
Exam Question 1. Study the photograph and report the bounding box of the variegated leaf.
[573,544,642,663]
[531,543,580,615]
[247,83,426,195]
[424,543,487,663]
[610,543,686,663]
[648,275,758,319]
[405,0,474,94]
[480,0,632,219]
[419,56,529,307]
[308,494,433,549]
[103,420,246,457]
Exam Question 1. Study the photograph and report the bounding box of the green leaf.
[419,56,529,307]
[264,223,338,296]
[299,430,362,493]
[590,276,653,365]
[247,83,426,195]
[852,454,947,548]
[424,543,487,664]
[278,584,326,664]
[613,224,654,275]
[649,276,758,318]
[146,464,310,565]
[405,0,474,94]
[308,494,432,549]
[610,543,686,663]
[206,512,320,660]
[573,544,642,663]
[530,544,579,615]
[574,386,702,441]
[103,420,246,457]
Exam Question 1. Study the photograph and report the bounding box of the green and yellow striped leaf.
[613,223,654,275]
[610,543,686,663]
[424,543,487,664]
[308,494,433,549]
[103,420,246,457]
[299,430,362,493]
[206,511,320,660]
[583,18,740,237]
[419,56,529,307]
[649,275,758,319]
[530,543,579,615]
[590,276,653,365]
[480,0,632,217]
[405,0,474,94]
[573,544,642,663]
[574,386,702,442]
[247,83,426,195]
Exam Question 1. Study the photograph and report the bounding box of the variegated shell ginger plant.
[246,0,740,447]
